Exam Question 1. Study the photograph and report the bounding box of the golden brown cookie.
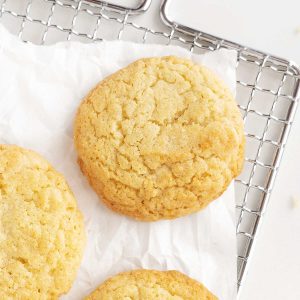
[74,56,244,221]
[0,145,85,299]
[85,269,217,300]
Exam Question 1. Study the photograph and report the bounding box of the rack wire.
[0,0,299,296]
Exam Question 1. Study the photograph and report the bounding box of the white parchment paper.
[0,25,237,300]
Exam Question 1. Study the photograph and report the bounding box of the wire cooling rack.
[0,0,299,296]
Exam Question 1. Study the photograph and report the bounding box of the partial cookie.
[85,269,217,300]
[0,145,85,299]
[74,56,244,221]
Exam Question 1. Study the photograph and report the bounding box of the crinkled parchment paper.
[0,25,237,300]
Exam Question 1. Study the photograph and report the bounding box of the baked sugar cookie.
[0,145,85,299]
[85,269,217,300]
[74,56,244,221]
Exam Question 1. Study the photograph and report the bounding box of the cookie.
[74,56,244,221]
[0,145,85,299]
[85,269,217,300]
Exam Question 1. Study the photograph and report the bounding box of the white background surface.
[166,0,300,299]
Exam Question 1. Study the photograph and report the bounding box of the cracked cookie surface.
[85,269,217,300]
[74,56,244,221]
[0,145,85,299]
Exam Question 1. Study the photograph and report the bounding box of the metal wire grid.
[0,0,299,296]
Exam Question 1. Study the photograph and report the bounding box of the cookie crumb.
[294,27,300,35]
[291,195,300,209]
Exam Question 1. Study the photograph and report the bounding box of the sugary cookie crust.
[74,56,244,221]
[85,269,218,300]
[0,145,85,299]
